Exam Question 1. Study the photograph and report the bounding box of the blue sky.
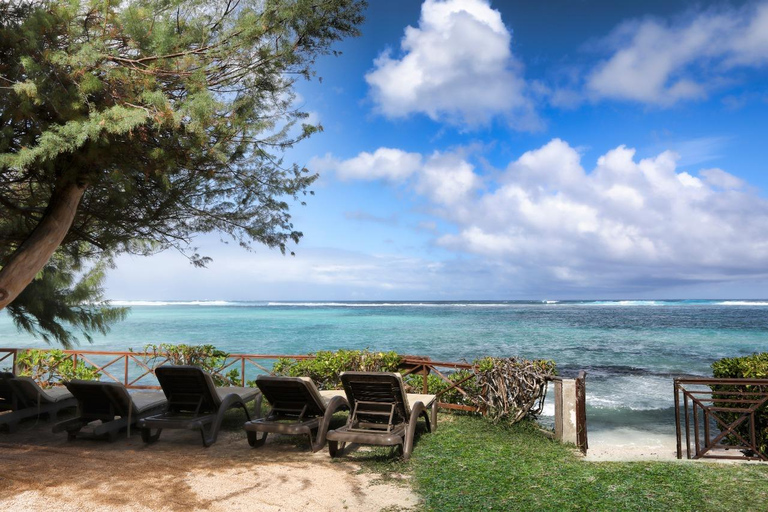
[106,0,768,300]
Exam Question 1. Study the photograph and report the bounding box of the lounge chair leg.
[328,440,340,457]
[201,423,217,447]
[141,428,162,444]
[247,430,268,448]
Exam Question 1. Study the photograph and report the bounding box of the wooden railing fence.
[675,377,768,461]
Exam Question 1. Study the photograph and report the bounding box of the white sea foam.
[586,300,663,306]
[110,300,236,306]
[588,375,672,411]
[716,301,768,306]
[265,302,511,307]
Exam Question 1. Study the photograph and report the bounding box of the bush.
[15,349,101,387]
[273,349,402,390]
[711,353,768,456]
[142,343,241,386]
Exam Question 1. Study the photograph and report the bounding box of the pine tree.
[0,0,365,345]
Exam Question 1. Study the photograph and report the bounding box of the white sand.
[583,428,678,461]
[0,423,419,512]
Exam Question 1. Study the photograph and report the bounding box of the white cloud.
[585,2,768,105]
[323,139,768,292]
[435,139,768,287]
[365,0,539,129]
[310,148,422,182]
[415,151,479,205]
[700,168,745,189]
[313,148,480,207]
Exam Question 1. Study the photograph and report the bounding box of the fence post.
[554,377,583,451]
[422,365,428,394]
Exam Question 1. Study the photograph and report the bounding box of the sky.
[106,0,768,301]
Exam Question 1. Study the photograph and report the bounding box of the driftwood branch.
[472,357,556,424]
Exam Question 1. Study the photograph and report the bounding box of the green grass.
[407,415,768,511]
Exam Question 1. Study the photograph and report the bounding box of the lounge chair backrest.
[255,376,326,418]
[154,365,222,414]
[65,380,137,417]
[10,376,49,405]
[340,372,410,426]
[0,372,15,404]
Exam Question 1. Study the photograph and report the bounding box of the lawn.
[405,415,768,511]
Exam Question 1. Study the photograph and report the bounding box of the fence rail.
[674,377,768,461]
[0,348,486,413]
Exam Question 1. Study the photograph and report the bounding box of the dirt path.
[0,422,419,511]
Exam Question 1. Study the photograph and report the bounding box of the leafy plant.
[142,343,240,386]
[15,348,101,387]
[273,349,402,389]
[711,352,768,455]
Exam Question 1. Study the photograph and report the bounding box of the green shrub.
[272,349,402,389]
[16,349,101,387]
[142,343,241,386]
[711,353,768,456]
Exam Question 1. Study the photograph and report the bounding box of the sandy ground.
[0,419,419,512]
[584,428,679,461]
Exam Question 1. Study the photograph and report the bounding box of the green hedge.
[142,343,241,386]
[711,352,768,456]
[272,349,402,389]
[15,349,101,387]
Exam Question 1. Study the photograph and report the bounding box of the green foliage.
[411,414,768,511]
[15,348,101,387]
[475,356,557,376]
[6,253,127,348]
[711,353,768,456]
[142,343,240,386]
[712,352,768,379]
[0,0,366,345]
[273,349,402,389]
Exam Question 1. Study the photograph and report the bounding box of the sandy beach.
[583,429,678,461]
[0,421,419,512]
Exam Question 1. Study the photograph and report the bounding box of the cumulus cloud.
[311,147,480,206]
[365,0,539,129]
[585,2,768,105]
[324,139,768,292]
[310,148,422,182]
[437,139,768,288]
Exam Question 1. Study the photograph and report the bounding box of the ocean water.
[2,299,767,443]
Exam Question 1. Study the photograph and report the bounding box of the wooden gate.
[674,377,768,461]
[575,371,588,454]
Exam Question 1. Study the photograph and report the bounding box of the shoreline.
[583,428,678,461]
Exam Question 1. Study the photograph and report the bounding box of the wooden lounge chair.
[0,376,76,433]
[325,371,437,460]
[137,365,263,447]
[243,375,349,452]
[53,380,167,441]
[0,372,18,412]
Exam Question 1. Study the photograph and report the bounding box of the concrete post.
[554,378,578,446]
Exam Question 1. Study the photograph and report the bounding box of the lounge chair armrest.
[312,395,349,452]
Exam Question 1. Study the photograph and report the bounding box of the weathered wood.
[0,180,86,309]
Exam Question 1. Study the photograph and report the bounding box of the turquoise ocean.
[2,299,767,443]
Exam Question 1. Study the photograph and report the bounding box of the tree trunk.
[0,180,87,310]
